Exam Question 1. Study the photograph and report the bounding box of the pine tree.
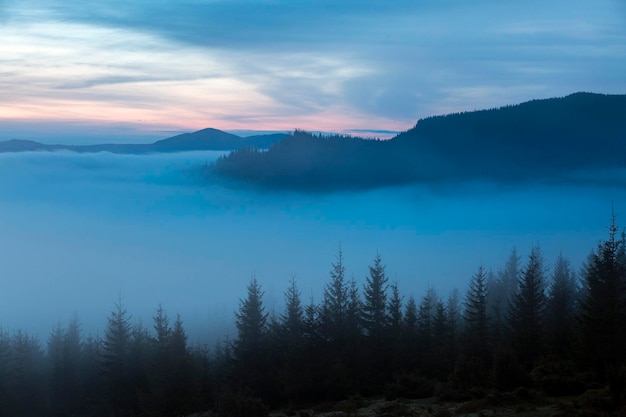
[447,288,462,360]
[235,276,268,358]
[416,288,435,373]
[388,281,403,335]
[153,304,170,350]
[464,265,490,358]
[545,253,578,355]
[320,246,349,344]
[580,215,626,406]
[234,276,270,397]
[401,295,419,371]
[507,246,546,368]
[48,317,82,417]
[432,299,453,376]
[149,306,194,417]
[488,248,520,345]
[362,254,389,339]
[9,331,47,416]
[100,298,133,416]
[281,277,304,342]
[278,277,306,403]
[168,315,194,416]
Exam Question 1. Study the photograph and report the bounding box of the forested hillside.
[1,218,625,416]
[212,93,626,190]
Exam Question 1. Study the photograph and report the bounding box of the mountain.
[0,128,287,154]
[151,128,243,151]
[212,92,626,190]
[0,139,51,152]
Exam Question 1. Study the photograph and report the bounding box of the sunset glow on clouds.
[0,0,624,142]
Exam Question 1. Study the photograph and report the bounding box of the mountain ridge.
[0,128,287,154]
[212,92,626,190]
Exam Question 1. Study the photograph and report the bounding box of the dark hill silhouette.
[212,92,626,190]
[151,128,241,151]
[214,131,411,191]
[0,139,51,152]
[393,92,626,182]
[0,128,287,154]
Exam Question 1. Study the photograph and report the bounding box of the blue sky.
[0,0,624,142]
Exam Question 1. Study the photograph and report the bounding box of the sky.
[1,0,625,143]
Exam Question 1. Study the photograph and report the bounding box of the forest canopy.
[1,216,625,416]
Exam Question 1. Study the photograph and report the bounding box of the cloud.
[1,0,625,138]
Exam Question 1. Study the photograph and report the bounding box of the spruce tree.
[320,246,349,344]
[399,294,418,372]
[488,248,520,345]
[580,215,626,406]
[416,288,435,373]
[545,253,578,355]
[234,276,270,397]
[464,265,489,358]
[507,246,546,368]
[281,277,304,342]
[362,254,389,339]
[100,298,133,416]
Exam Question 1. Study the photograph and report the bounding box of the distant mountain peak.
[0,128,287,154]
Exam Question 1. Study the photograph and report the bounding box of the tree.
[432,299,453,376]
[545,253,578,355]
[416,288,436,373]
[281,277,304,345]
[9,331,47,416]
[402,295,418,365]
[153,304,171,350]
[100,298,134,416]
[48,316,82,417]
[276,277,306,403]
[168,315,194,416]
[234,276,270,397]
[463,265,490,358]
[388,281,403,338]
[507,246,546,368]
[361,253,389,340]
[320,246,349,344]
[446,288,462,360]
[235,276,268,358]
[488,248,520,345]
[149,306,194,417]
[580,215,626,406]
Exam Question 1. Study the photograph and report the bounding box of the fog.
[0,150,620,344]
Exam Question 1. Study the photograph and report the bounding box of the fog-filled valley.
[0,149,620,343]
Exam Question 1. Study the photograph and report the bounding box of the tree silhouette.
[545,253,578,355]
[488,248,520,346]
[362,253,389,339]
[580,215,626,406]
[234,275,270,398]
[100,298,134,416]
[464,265,490,359]
[507,246,546,368]
[320,246,349,345]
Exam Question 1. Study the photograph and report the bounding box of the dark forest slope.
[213,92,626,190]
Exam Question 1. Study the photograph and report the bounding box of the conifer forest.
[1,216,625,417]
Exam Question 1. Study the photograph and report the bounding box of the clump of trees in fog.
[213,93,626,191]
[1,220,626,416]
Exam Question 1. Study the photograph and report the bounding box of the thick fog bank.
[0,150,619,343]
